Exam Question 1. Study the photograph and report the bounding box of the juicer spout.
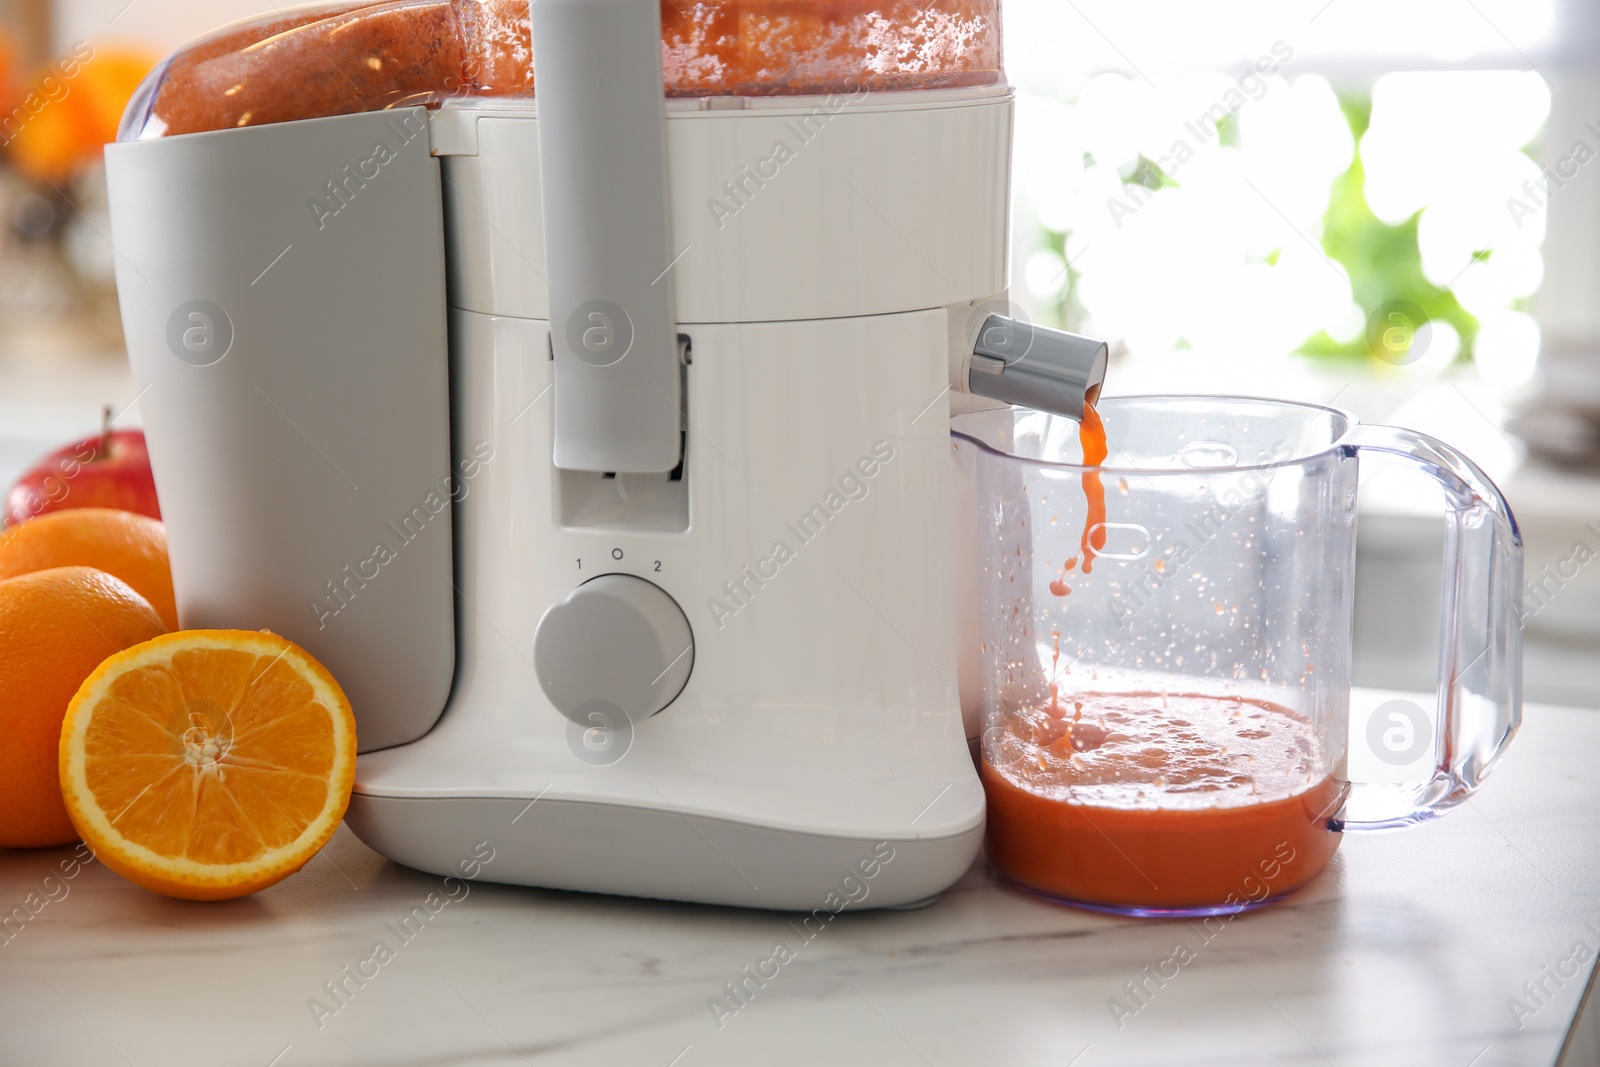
[963,315,1108,421]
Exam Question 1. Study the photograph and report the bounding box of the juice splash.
[983,692,1345,911]
[1047,384,1107,597]
[1047,628,1061,711]
[1074,384,1109,573]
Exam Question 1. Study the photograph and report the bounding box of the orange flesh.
[983,693,1344,910]
[79,645,341,867]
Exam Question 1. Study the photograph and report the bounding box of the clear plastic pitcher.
[952,396,1522,916]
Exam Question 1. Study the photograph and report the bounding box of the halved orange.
[59,630,357,900]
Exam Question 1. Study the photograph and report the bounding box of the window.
[1004,0,1567,395]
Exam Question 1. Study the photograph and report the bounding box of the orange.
[10,46,156,182]
[59,630,357,900]
[0,566,166,848]
[0,508,177,630]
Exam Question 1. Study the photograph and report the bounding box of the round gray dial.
[532,574,694,723]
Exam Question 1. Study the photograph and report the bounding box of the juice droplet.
[1117,477,1129,495]
[1049,554,1079,598]
[1153,558,1166,575]
[1214,602,1225,615]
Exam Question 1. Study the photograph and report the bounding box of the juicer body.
[103,110,457,754]
[106,87,1013,908]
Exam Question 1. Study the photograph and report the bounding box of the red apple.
[4,406,161,527]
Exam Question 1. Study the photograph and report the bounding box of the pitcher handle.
[1335,424,1523,831]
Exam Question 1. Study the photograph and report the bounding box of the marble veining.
[2,692,1596,1066]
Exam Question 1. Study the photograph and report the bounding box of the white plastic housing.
[532,0,683,473]
[104,110,456,753]
[107,87,1014,910]
[435,87,1012,323]
[350,308,985,909]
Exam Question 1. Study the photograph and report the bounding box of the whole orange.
[0,508,177,630]
[10,47,156,183]
[0,567,166,847]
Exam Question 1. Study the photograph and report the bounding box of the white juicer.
[104,0,1106,909]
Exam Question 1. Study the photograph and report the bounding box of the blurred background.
[0,0,1595,704]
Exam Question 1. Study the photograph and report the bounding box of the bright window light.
[1010,58,1551,376]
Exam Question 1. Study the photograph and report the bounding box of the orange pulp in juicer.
[982,390,1344,912]
[137,0,1003,139]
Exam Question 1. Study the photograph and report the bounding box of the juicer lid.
[119,0,1004,141]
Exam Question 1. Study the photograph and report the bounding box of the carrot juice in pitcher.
[980,690,1345,912]
[954,396,1363,915]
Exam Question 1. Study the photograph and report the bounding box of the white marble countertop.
[2,690,1597,1067]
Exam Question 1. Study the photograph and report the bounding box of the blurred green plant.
[1049,90,1509,365]
[1298,94,1477,364]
